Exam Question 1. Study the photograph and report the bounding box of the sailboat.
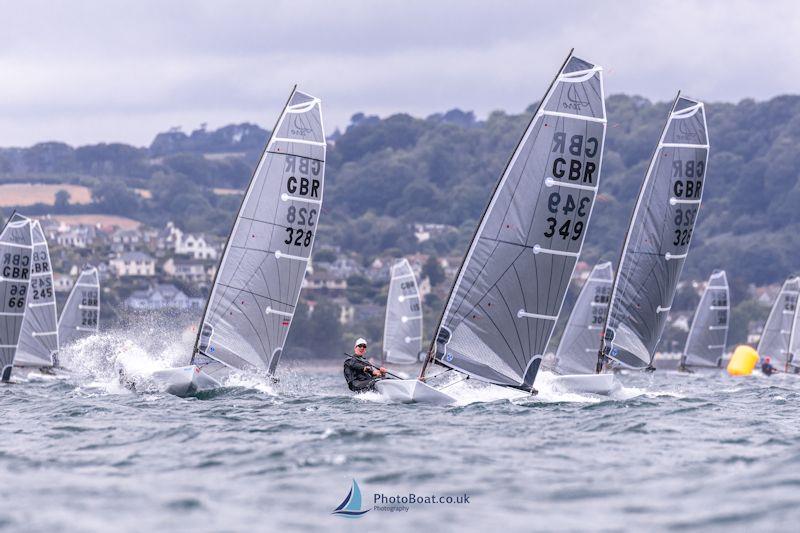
[14,220,60,374]
[57,265,101,347]
[678,270,729,371]
[0,213,34,382]
[380,258,423,375]
[787,279,800,374]
[149,87,326,397]
[599,94,709,373]
[376,51,607,403]
[757,276,800,373]
[547,262,620,394]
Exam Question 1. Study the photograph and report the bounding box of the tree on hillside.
[422,256,445,286]
[54,189,71,209]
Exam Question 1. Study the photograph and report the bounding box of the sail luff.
[0,214,34,380]
[57,266,100,348]
[757,276,800,368]
[193,87,325,375]
[553,262,613,375]
[382,258,423,365]
[419,50,578,381]
[15,220,59,367]
[422,52,607,391]
[601,93,709,370]
[788,280,800,371]
[192,85,298,359]
[680,270,729,368]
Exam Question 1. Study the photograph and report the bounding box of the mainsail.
[553,262,613,375]
[788,280,800,372]
[16,221,59,367]
[192,88,325,376]
[57,266,100,347]
[680,270,729,369]
[421,52,607,391]
[602,94,709,370]
[0,213,34,381]
[757,276,800,369]
[382,258,423,365]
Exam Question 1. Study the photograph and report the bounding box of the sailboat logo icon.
[332,479,370,518]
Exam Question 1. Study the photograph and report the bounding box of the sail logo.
[332,479,370,519]
[291,116,313,137]
[563,85,590,111]
[675,120,700,142]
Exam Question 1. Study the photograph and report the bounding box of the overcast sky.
[1,0,798,147]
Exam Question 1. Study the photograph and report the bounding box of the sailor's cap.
[354,337,368,347]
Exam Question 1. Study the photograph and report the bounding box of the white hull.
[374,379,456,404]
[150,366,221,397]
[550,373,621,395]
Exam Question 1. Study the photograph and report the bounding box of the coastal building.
[109,251,156,277]
[125,283,203,310]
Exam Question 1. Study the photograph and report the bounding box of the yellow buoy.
[727,345,759,376]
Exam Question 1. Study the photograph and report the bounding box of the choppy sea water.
[2,333,800,532]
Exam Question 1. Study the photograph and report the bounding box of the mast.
[419,49,576,381]
[419,51,607,392]
[191,85,298,358]
[598,93,709,371]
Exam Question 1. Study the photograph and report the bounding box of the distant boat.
[380,258,423,374]
[548,262,620,394]
[376,51,607,403]
[150,87,326,397]
[757,276,800,372]
[600,94,709,373]
[15,221,60,372]
[788,279,800,373]
[0,213,34,382]
[57,265,101,347]
[678,270,729,371]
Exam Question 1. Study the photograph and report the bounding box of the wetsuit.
[343,355,381,392]
[761,361,777,376]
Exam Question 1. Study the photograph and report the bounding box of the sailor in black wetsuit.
[761,356,778,376]
[343,338,386,392]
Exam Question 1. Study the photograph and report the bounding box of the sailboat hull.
[150,366,221,397]
[550,373,620,395]
[374,379,456,404]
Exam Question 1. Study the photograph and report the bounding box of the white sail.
[421,52,607,391]
[57,266,100,347]
[553,262,613,375]
[16,221,59,367]
[382,259,423,365]
[680,270,729,369]
[758,276,800,369]
[602,95,709,370]
[193,87,325,377]
[0,213,34,381]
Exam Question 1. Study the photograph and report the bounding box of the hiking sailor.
[343,338,386,392]
[761,356,778,377]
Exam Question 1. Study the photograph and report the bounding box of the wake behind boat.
[377,51,607,403]
[136,87,327,397]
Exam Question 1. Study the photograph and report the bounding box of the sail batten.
[382,259,423,365]
[0,214,34,380]
[193,88,325,374]
[602,94,710,370]
[422,52,607,390]
[57,266,100,348]
[758,277,800,368]
[16,221,59,367]
[553,262,613,375]
[681,270,729,368]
